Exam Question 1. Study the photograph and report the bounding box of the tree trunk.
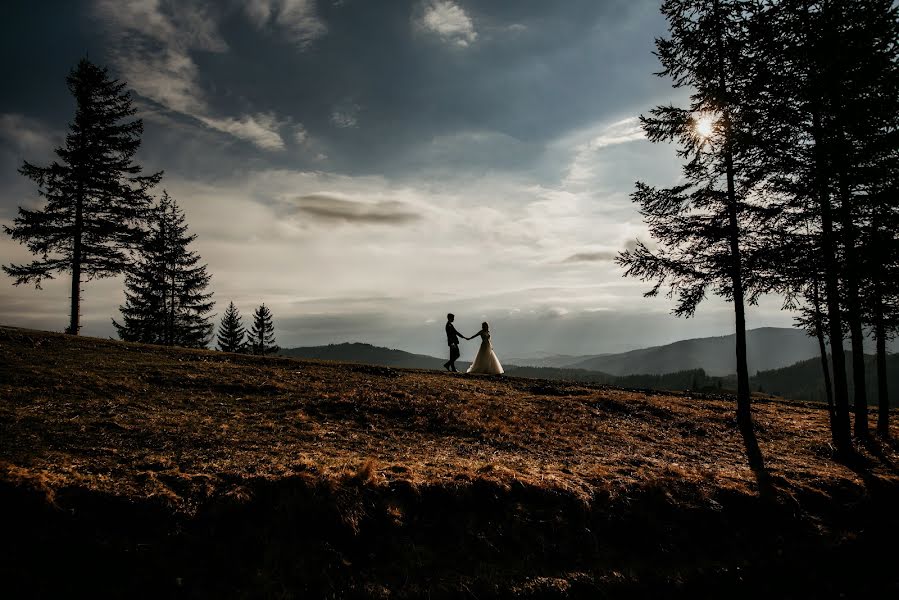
[838,174,868,438]
[874,298,890,437]
[725,151,752,430]
[812,112,852,453]
[713,0,752,431]
[68,185,84,335]
[812,281,836,438]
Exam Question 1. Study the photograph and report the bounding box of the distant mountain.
[568,328,823,376]
[279,342,470,371]
[277,337,898,407]
[504,353,604,369]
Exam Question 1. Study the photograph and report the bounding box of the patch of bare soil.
[2,326,898,598]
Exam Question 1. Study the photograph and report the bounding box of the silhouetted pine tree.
[617,0,766,433]
[752,0,899,445]
[3,58,161,335]
[217,301,246,353]
[847,0,899,438]
[248,304,278,356]
[869,209,899,436]
[794,278,836,435]
[113,192,214,347]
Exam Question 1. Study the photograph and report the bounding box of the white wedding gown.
[467,331,504,375]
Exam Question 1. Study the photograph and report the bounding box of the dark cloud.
[288,193,421,225]
[563,251,617,263]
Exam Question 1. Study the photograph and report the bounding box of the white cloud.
[199,113,287,150]
[242,0,327,46]
[416,1,478,47]
[92,0,309,150]
[562,116,646,187]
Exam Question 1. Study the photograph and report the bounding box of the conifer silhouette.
[3,58,161,334]
[217,302,246,353]
[113,192,214,347]
[617,0,764,433]
[248,304,279,356]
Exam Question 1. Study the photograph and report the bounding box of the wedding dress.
[467,331,504,375]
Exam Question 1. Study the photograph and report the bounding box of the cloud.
[294,125,309,144]
[198,112,287,150]
[330,100,360,128]
[586,117,645,150]
[563,251,617,263]
[0,114,60,157]
[416,1,477,47]
[287,194,421,225]
[563,240,638,263]
[561,116,647,187]
[93,0,306,150]
[242,0,327,46]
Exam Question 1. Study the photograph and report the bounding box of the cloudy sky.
[0,0,795,358]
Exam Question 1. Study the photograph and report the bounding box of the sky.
[0,0,797,358]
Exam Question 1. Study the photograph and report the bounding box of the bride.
[465,322,504,375]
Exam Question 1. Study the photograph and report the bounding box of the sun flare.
[695,114,715,138]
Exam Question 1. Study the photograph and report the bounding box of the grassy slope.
[2,326,899,598]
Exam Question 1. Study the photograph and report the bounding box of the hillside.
[2,326,899,598]
[570,327,822,376]
[280,341,470,371]
[753,351,899,406]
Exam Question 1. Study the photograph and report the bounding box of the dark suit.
[445,321,462,370]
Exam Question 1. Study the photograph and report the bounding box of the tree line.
[3,59,279,357]
[618,0,899,449]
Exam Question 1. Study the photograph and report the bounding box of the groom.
[444,313,466,372]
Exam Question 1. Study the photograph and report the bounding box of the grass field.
[2,325,898,598]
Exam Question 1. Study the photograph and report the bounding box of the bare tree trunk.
[713,0,752,432]
[726,152,752,430]
[68,185,83,336]
[812,112,852,454]
[874,298,890,437]
[838,174,869,438]
[812,280,836,437]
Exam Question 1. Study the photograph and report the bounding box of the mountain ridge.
[280,327,830,376]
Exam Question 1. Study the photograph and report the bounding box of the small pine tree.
[248,304,279,356]
[113,192,214,348]
[217,301,246,353]
[3,58,161,334]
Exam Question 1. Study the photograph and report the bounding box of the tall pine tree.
[113,192,214,348]
[752,0,899,447]
[248,304,278,356]
[617,0,765,433]
[3,58,161,334]
[217,301,246,353]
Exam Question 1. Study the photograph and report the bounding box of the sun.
[694,114,716,139]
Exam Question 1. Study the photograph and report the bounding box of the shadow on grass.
[859,435,899,478]
[740,421,775,499]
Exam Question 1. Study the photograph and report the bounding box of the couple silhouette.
[443,313,504,375]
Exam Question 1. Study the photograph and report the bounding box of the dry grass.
[2,325,898,598]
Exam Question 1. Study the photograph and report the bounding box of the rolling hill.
[280,341,470,371]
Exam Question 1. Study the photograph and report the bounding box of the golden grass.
[2,324,897,516]
[4,326,899,597]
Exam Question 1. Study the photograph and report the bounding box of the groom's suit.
[445,321,462,371]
